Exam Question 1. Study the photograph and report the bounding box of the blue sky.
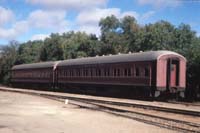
[0,0,199,45]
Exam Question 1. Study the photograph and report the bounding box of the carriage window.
[86,69,88,76]
[83,69,85,76]
[117,69,120,76]
[145,67,150,77]
[96,69,101,76]
[171,65,175,71]
[71,70,73,77]
[104,69,106,76]
[70,70,73,77]
[69,70,71,76]
[104,68,110,77]
[136,67,140,76]
[79,69,82,77]
[107,69,110,76]
[84,69,87,76]
[65,70,67,77]
[114,69,117,76]
[96,69,98,76]
[91,69,93,77]
[61,71,63,77]
[128,68,131,76]
[80,69,82,77]
[98,69,101,76]
[124,68,127,76]
[77,69,81,77]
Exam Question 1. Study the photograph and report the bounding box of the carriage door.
[167,59,179,90]
[170,63,177,87]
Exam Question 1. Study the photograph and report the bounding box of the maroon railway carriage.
[56,50,186,98]
[11,50,186,98]
[11,61,60,89]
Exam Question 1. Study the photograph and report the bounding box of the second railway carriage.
[56,50,186,98]
[11,61,60,89]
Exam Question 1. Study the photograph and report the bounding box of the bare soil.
[0,91,176,133]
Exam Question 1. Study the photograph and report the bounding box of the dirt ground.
[0,91,176,133]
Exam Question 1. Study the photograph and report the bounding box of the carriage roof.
[12,51,186,70]
[57,50,186,67]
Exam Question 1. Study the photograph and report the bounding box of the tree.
[121,16,139,52]
[39,33,64,61]
[99,15,120,34]
[99,15,132,54]
[132,21,176,51]
[0,15,199,100]
[16,40,43,64]
[62,32,100,59]
[173,25,200,100]
[0,41,19,84]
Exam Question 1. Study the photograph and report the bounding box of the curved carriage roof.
[12,61,57,70]
[58,50,186,67]
[12,51,186,70]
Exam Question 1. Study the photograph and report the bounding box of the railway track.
[69,100,200,133]
[0,87,200,132]
[168,100,200,107]
[40,93,200,116]
[41,95,200,133]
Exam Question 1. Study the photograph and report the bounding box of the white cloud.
[0,7,19,40]
[0,6,14,26]
[0,9,69,41]
[78,25,101,36]
[137,0,181,8]
[31,34,49,41]
[0,21,29,40]
[26,0,107,10]
[76,8,140,26]
[28,10,68,30]
[140,11,155,20]
[13,21,29,34]
[76,8,141,35]
[76,8,121,26]
[120,11,139,20]
[0,3,156,43]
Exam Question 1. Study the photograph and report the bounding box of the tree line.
[0,15,200,100]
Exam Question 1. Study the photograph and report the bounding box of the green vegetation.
[0,15,200,100]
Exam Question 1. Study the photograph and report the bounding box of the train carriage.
[56,51,186,98]
[11,50,186,99]
[11,61,60,89]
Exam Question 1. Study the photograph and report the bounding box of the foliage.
[39,33,64,61]
[61,32,102,59]
[0,15,200,99]
[0,41,18,84]
[16,40,43,64]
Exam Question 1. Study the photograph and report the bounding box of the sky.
[0,0,199,45]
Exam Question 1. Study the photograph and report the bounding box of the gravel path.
[0,91,176,133]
